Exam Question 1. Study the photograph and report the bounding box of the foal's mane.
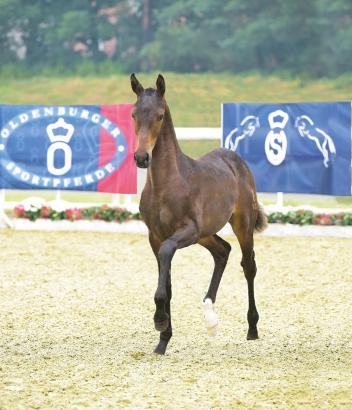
[142,88,158,97]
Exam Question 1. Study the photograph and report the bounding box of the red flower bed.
[12,204,141,223]
[11,205,352,226]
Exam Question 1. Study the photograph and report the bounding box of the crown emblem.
[268,110,289,129]
[46,118,74,143]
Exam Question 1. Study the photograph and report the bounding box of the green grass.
[3,190,114,204]
[179,139,220,158]
[258,193,352,208]
[1,72,352,127]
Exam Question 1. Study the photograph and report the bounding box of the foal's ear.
[156,74,165,97]
[130,73,144,96]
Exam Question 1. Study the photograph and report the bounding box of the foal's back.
[193,148,257,203]
[184,148,259,237]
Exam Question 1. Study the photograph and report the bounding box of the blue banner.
[0,104,137,193]
[222,102,352,195]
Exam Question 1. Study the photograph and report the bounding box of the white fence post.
[276,192,284,207]
[124,194,132,208]
[111,194,119,206]
[0,189,13,228]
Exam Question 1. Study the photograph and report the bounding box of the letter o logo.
[47,142,72,176]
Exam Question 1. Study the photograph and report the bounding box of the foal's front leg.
[153,223,199,354]
[148,233,172,354]
[149,232,174,354]
[153,269,172,355]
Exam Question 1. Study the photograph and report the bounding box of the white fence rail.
[0,129,220,218]
[175,127,221,140]
[0,128,288,224]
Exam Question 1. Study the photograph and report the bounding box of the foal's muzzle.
[134,152,150,168]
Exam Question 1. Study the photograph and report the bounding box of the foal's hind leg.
[199,235,231,335]
[149,232,173,355]
[198,234,231,303]
[230,215,259,340]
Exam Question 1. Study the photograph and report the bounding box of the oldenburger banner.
[222,102,351,195]
[0,104,137,193]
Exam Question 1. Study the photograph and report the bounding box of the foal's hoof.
[154,341,167,355]
[206,324,218,337]
[246,329,259,340]
[154,313,169,332]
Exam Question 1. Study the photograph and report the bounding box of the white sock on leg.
[203,298,218,336]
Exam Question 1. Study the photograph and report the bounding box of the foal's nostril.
[134,152,150,168]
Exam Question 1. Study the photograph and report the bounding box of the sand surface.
[0,231,351,409]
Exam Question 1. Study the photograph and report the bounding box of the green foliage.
[341,213,352,226]
[0,0,351,76]
[268,210,314,225]
[13,204,352,226]
[268,210,352,226]
[0,60,125,78]
[13,204,141,222]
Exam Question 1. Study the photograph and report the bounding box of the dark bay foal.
[130,73,267,354]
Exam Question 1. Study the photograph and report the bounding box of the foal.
[131,74,267,354]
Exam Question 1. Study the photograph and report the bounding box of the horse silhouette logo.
[224,115,260,151]
[294,115,336,168]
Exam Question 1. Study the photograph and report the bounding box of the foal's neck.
[148,104,186,186]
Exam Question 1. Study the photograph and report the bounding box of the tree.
[141,0,226,71]
[317,0,352,75]
[0,0,22,65]
[0,0,351,76]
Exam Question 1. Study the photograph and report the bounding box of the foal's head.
[130,73,166,168]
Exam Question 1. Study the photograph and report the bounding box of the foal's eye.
[131,111,136,119]
[157,114,164,121]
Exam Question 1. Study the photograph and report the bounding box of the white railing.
[0,127,287,226]
[0,129,220,218]
[175,127,221,140]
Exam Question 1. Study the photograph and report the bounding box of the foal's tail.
[255,204,268,233]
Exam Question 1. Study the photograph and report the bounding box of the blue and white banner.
[0,104,137,193]
[222,102,352,195]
